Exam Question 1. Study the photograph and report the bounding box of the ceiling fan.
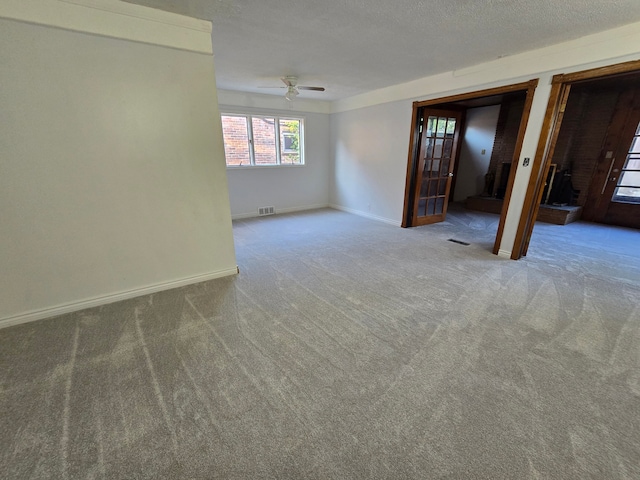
[263,76,325,101]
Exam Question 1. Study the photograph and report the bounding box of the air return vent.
[448,238,470,246]
[258,206,275,216]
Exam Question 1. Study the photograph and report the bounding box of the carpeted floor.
[2,206,639,479]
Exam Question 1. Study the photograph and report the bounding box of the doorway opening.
[517,60,640,259]
[402,80,538,256]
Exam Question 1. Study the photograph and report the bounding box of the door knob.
[448,173,454,177]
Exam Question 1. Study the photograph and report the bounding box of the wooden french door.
[583,86,640,228]
[411,109,463,226]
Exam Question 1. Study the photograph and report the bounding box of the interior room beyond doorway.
[402,81,537,258]
[455,93,582,226]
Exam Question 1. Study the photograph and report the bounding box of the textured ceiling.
[124,0,640,100]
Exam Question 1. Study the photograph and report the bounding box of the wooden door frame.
[401,79,539,257]
[516,59,640,258]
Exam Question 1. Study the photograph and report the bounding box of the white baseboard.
[0,267,238,330]
[329,204,401,227]
[231,204,329,220]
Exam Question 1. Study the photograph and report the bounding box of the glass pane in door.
[613,121,640,203]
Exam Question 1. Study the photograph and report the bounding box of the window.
[612,121,640,203]
[221,113,304,167]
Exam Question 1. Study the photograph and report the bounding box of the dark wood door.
[583,87,640,228]
[412,109,463,226]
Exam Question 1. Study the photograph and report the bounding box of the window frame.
[221,111,305,168]
[611,123,640,204]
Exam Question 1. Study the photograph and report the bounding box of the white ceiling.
[124,0,640,101]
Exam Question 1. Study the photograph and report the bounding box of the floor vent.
[258,206,275,216]
[448,238,470,246]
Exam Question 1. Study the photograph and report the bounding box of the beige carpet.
[2,206,639,479]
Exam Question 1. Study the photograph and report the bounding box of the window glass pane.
[441,158,450,174]
[418,198,427,216]
[427,198,435,215]
[443,139,453,158]
[221,116,250,166]
[613,186,640,201]
[420,179,429,197]
[613,142,640,202]
[626,157,640,169]
[445,118,456,137]
[279,119,302,164]
[613,124,640,202]
[425,138,434,159]
[428,179,438,196]
[436,117,447,137]
[618,170,640,187]
[252,117,277,165]
[426,116,437,137]
[433,139,444,158]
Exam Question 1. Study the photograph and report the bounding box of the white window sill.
[226,164,306,170]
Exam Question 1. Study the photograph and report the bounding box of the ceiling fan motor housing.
[285,85,299,101]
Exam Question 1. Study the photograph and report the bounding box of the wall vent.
[258,206,275,216]
[448,238,470,246]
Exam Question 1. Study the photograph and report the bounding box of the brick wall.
[487,97,525,196]
[221,116,251,166]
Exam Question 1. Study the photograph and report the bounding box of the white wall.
[331,100,413,225]
[453,105,501,202]
[0,1,236,327]
[330,21,640,254]
[217,91,331,218]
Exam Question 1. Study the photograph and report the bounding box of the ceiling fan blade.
[298,86,325,92]
[259,76,324,98]
[258,86,287,89]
